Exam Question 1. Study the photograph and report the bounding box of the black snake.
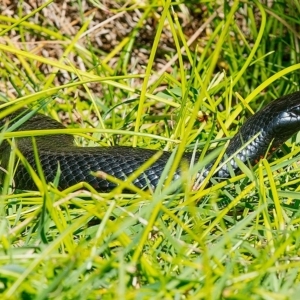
[1,91,300,192]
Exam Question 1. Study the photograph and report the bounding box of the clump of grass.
[0,0,300,299]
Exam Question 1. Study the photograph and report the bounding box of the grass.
[0,0,300,299]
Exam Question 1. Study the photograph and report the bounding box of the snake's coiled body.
[1,91,300,192]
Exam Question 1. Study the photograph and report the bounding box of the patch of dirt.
[0,0,215,85]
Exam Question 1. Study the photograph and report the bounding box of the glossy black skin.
[1,91,300,191]
[0,110,199,191]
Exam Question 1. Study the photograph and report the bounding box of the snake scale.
[1,91,300,192]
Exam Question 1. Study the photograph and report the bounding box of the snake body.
[1,91,300,191]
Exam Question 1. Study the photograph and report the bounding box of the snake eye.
[290,106,300,116]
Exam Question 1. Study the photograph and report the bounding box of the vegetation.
[0,0,300,299]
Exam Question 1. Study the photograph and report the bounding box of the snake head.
[267,91,300,141]
[232,91,300,150]
[218,91,300,180]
